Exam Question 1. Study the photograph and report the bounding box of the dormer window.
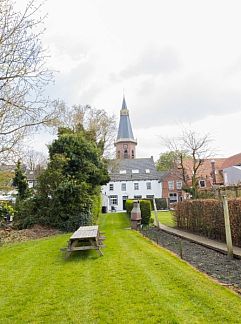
[119,170,126,174]
[145,169,150,173]
[132,169,139,174]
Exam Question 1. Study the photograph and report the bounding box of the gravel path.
[142,227,241,294]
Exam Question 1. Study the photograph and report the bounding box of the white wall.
[223,166,241,185]
[101,180,162,211]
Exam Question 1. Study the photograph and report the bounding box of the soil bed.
[142,226,241,294]
[0,225,61,245]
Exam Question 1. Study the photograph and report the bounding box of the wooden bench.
[61,225,105,257]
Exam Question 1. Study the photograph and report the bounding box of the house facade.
[161,170,184,204]
[101,97,163,212]
[221,152,241,185]
[161,158,226,201]
[102,158,163,211]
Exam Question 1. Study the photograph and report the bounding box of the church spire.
[122,95,127,110]
[115,96,137,159]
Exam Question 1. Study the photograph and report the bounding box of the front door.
[122,196,128,210]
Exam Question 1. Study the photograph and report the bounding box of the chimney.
[211,160,216,185]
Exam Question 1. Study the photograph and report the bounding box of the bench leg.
[98,248,104,256]
[90,239,104,256]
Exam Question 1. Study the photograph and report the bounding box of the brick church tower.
[115,96,137,159]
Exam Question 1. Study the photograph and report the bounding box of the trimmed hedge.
[155,198,168,210]
[174,199,241,247]
[126,199,151,225]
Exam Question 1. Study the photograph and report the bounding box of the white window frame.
[146,182,151,190]
[121,183,126,191]
[176,181,182,190]
[109,195,118,205]
[132,169,139,174]
[109,183,114,191]
[134,195,142,199]
[168,181,174,190]
[134,183,139,190]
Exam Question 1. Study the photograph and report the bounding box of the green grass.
[0,213,241,323]
[152,210,175,227]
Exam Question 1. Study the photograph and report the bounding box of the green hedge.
[126,199,151,225]
[174,199,241,247]
[155,198,168,210]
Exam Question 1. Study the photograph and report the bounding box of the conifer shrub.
[174,199,241,247]
[125,199,151,225]
[140,200,151,225]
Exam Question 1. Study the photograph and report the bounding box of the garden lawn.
[0,213,241,323]
[152,210,175,227]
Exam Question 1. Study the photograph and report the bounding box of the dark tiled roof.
[108,158,166,181]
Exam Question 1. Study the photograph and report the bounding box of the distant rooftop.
[108,158,167,181]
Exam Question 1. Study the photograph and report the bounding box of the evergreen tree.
[14,127,109,230]
[12,161,29,200]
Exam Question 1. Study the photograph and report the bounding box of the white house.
[102,158,163,211]
[101,97,164,212]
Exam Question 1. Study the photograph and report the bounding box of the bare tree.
[0,0,57,159]
[21,149,47,171]
[163,129,214,198]
[55,101,117,157]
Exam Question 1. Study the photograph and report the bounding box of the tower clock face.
[123,144,128,149]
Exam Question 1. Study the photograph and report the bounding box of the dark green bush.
[155,198,168,210]
[91,188,101,224]
[14,182,94,232]
[125,199,151,225]
[126,200,133,217]
[140,200,151,225]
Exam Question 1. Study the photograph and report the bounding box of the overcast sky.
[23,0,241,160]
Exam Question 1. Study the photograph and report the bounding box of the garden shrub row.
[126,199,151,225]
[174,199,241,247]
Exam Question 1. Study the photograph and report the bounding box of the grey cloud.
[46,61,97,104]
[121,47,181,78]
[132,75,241,128]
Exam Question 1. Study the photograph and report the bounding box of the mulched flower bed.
[142,226,241,294]
[0,225,61,245]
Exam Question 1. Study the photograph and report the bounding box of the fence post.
[222,195,233,259]
[153,198,160,228]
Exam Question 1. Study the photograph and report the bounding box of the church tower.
[115,96,137,159]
